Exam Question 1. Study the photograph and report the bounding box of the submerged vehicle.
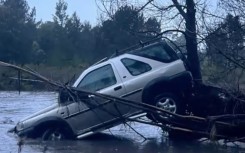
[10,39,228,140]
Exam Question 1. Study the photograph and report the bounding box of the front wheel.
[42,128,66,141]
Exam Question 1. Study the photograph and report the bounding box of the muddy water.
[0,91,244,153]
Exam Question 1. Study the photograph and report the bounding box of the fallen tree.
[1,61,245,142]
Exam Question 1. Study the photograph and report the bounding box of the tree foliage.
[0,0,161,67]
[206,14,245,68]
[98,0,204,82]
[0,0,245,90]
[93,5,159,59]
[203,14,245,87]
[0,0,37,64]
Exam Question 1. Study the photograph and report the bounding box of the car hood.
[19,103,59,122]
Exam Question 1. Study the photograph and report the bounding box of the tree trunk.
[185,0,202,83]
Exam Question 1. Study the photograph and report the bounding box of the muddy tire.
[42,128,67,141]
[147,93,185,121]
[155,93,183,113]
[146,93,200,140]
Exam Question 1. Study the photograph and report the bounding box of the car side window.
[130,44,178,63]
[77,64,117,92]
[121,58,152,76]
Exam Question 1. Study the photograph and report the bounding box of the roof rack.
[110,37,163,58]
[91,57,108,66]
[92,37,163,66]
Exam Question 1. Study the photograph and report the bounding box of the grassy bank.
[0,64,87,91]
[1,62,244,92]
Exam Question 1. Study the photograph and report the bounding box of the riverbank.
[1,63,244,93]
[0,64,87,91]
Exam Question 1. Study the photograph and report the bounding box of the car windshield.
[130,43,179,63]
[77,64,117,92]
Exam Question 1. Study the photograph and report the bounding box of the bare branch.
[137,0,153,13]
[150,3,177,12]
[172,0,187,20]
[157,29,186,37]
[217,50,245,69]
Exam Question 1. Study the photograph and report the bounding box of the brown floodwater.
[0,91,245,153]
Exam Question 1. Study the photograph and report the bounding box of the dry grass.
[0,64,87,91]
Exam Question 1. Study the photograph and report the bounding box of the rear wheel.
[147,93,200,139]
[155,94,179,114]
[149,93,184,121]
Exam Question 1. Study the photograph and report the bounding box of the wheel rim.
[156,97,177,113]
[48,129,64,141]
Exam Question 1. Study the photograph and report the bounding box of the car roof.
[92,39,167,66]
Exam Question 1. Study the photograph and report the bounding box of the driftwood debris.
[1,61,245,142]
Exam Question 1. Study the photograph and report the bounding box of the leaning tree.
[97,0,245,87]
[96,0,208,83]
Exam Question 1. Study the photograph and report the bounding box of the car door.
[66,61,129,135]
[110,55,153,102]
[111,43,185,105]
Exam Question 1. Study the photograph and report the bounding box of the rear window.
[121,58,152,76]
[130,43,179,63]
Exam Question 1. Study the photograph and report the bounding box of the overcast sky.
[28,0,98,26]
[27,0,219,27]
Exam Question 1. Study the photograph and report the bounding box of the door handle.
[114,86,122,91]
